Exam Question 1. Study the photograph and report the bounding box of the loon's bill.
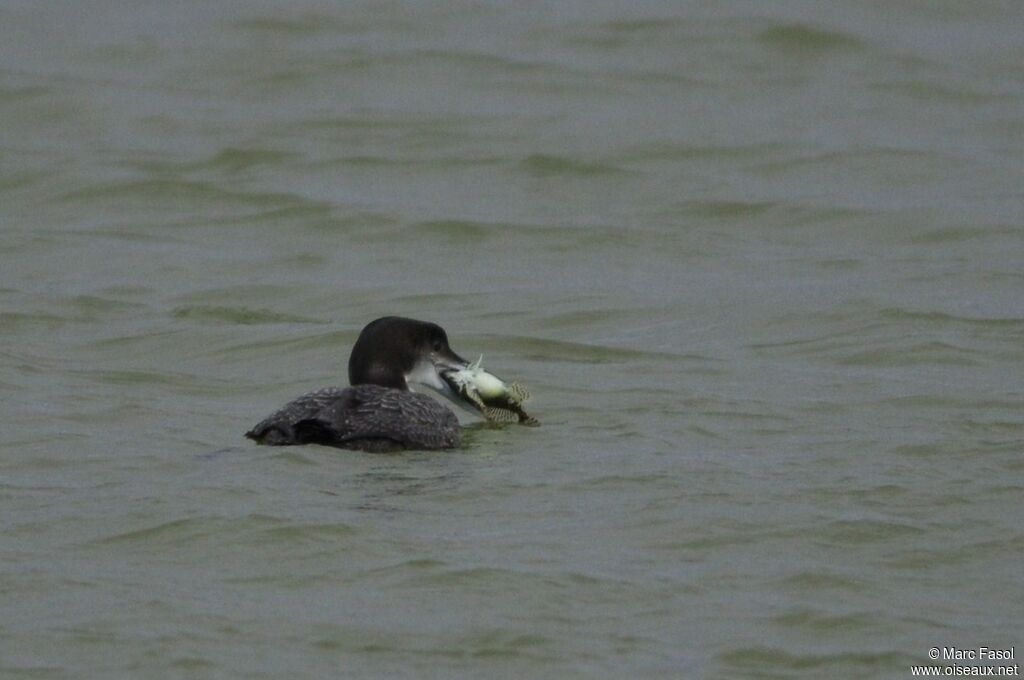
[245,316,537,452]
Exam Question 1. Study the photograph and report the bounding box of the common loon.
[245,316,483,452]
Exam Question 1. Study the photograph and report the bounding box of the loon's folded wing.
[322,385,460,450]
[245,387,349,445]
[246,385,460,451]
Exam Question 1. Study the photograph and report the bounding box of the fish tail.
[508,382,531,402]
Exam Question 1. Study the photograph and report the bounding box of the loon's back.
[245,384,460,452]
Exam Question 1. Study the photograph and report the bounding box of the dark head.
[348,316,470,395]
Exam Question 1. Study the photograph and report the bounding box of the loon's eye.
[432,340,443,352]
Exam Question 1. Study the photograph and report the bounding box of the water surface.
[2,1,1023,677]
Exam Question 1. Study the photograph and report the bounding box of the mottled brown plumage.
[246,384,460,451]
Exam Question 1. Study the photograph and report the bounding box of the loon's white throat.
[405,359,480,418]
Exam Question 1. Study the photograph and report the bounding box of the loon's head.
[348,316,478,412]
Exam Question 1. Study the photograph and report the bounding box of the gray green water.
[2,1,1023,678]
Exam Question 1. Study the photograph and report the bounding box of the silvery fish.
[443,355,539,426]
